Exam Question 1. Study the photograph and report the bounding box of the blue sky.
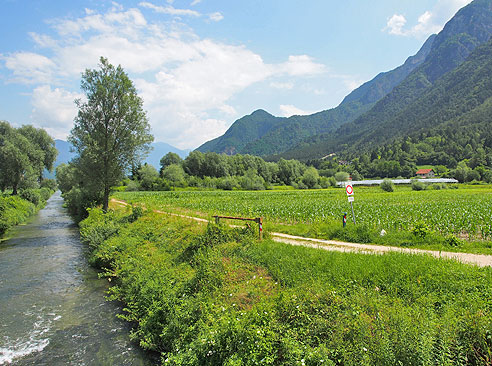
[0,0,472,149]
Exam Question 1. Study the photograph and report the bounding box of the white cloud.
[30,85,84,139]
[279,104,314,117]
[2,52,56,84]
[270,81,294,90]
[191,0,202,5]
[208,12,224,22]
[385,14,407,36]
[281,55,326,76]
[384,0,473,38]
[1,5,328,148]
[139,2,200,17]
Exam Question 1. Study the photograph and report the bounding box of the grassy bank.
[0,188,55,237]
[80,207,492,365]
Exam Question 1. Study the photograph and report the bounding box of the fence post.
[215,216,219,224]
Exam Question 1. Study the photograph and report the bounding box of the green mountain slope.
[197,33,436,156]
[197,109,284,154]
[282,0,492,160]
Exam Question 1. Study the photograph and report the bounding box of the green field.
[113,185,492,252]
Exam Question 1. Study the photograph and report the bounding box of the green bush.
[380,179,394,192]
[20,188,41,205]
[445,234,461,247]
[411,180,426,191]
[412,221,431,239]
[39,187,52,201]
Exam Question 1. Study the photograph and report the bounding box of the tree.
[17,125,57,182]
[334,171,349,182]
[69,57,153,212]
[160,152,182,174]
[0,123,33,194]
[138,164,159,190]
[301,167,320,189]
[162,164,185,185]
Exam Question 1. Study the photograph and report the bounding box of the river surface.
[0,192,158,365]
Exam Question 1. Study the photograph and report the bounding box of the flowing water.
[0,192,158,365]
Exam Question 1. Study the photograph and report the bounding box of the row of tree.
[0,122,57,194]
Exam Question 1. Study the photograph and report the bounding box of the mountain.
[197,109,284,154]
[281,0,492,160]
[197,33,436,156]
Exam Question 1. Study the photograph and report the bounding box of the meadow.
[113,184,492,252]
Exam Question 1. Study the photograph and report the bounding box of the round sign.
[346,184,353,195]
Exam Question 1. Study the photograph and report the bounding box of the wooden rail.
[213,215,263,240]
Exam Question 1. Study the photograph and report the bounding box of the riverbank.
[0,188,55,238]
[0,192,156,365]
[81,207,492,365]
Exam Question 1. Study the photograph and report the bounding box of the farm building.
[416,169,435,178]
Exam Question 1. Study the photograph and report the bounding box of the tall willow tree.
[69,57,153,212]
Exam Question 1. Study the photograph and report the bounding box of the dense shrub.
[380,179,394,192]
[411,179,426,191]
[20,188,41,205]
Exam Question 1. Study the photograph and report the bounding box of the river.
[0,192,157,365]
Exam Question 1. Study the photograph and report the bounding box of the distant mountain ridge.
[197,32,436,156]
[280,0,492,160]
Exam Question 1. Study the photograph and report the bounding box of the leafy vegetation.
[80,208,492,365]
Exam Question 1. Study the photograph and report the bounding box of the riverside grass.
[80,208,492,365]
[113,185,492,254]
[0,188,54,237]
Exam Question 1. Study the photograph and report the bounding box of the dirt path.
[110,199,492,267]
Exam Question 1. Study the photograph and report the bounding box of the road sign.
[348,196,354,202]
[345,183,354,196]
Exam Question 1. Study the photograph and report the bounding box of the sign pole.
[350,201,356,224]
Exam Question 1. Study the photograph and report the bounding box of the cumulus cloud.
[2,52,56,84]
[281,55,326,76]
[384,0,473,38]
[279,105,314,117]
[30,85,84,139]
[1,4,328,148]
[385,14,407,36]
